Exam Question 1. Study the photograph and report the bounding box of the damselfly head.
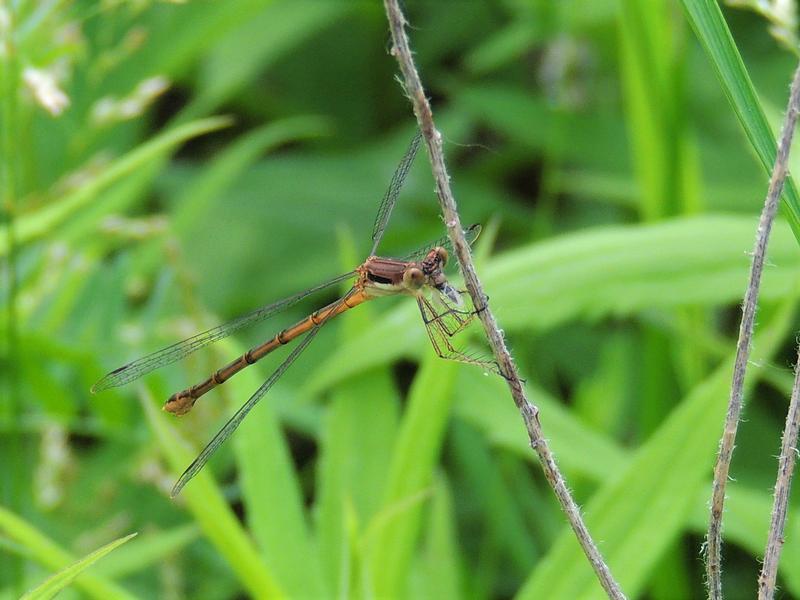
[420,246,448,278]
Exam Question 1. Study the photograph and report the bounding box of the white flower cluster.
[23,66,70,116]
[91,75,170,125]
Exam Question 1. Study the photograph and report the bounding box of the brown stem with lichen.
[757,342,800,599]
[706,60,800,600]
[382,1,626,597]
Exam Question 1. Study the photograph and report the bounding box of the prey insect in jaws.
[92,131,497,497]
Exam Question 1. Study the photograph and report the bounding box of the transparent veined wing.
[170,288,357,496]
[92,270,357,392]
[369,131,422,256]
[401,223,482,263]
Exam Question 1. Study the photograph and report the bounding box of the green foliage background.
[2,1,800,598]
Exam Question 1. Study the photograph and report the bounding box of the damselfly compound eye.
[403,267,425,289]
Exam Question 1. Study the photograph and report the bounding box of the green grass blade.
[316,372,400,593]
[366,353,458,598]
[449,422,540,576]
[191,1,352,116]
[682,0,800,240]
[618,0,677,220]
[517,294,796,599]
[170,116,332,234]
[417,476,463,599]
[91,525,199,579]
[20,533,136,600]
[141,390,285,600]
[314,246,401,593]
[618,0,711,435]
[232,347,327,599]
[0,116,232,256]
[454,369,628,480]
[0,506,136,600]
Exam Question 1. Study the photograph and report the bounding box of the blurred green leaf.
[170,116,332,234]
[92,525,199,579]
[454,370,627,479]
[682,0,800,240]
[0,116,232,256]
[366,353,458,598]
[518,294,796,599]
[231,337,327,598]
[99,1,278,88]
[141,390,284,599]
[415,476,463,599]
[191,1,353,117]
[316,372,400,593]
[618,0,683,219]
[465,21,540,75]
[0,506,135,599]
[20,533,136,600]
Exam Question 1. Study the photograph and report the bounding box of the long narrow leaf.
[91,525,199,579]
[141,390,284,600]
[316,373,400,593]
[21,533,136,600]
[682,0,800,240]
[0,506,136,600]
[366,353,458,597]
[517,294,796,599]
[0,116,232,256]
[233,350,327,599]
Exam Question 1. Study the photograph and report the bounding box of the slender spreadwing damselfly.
[92,132,496,496]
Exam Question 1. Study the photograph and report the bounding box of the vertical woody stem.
[706,60,800,599]
[383,1,626,597]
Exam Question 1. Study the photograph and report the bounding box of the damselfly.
[92,132,495,496]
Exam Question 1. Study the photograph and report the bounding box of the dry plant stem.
[758,347,800,599]
[706,61,800,600]
[383,1,625,598]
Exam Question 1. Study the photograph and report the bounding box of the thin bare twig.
[382,1,625,598]
[706,61,800,599]
[758,345,800,598]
